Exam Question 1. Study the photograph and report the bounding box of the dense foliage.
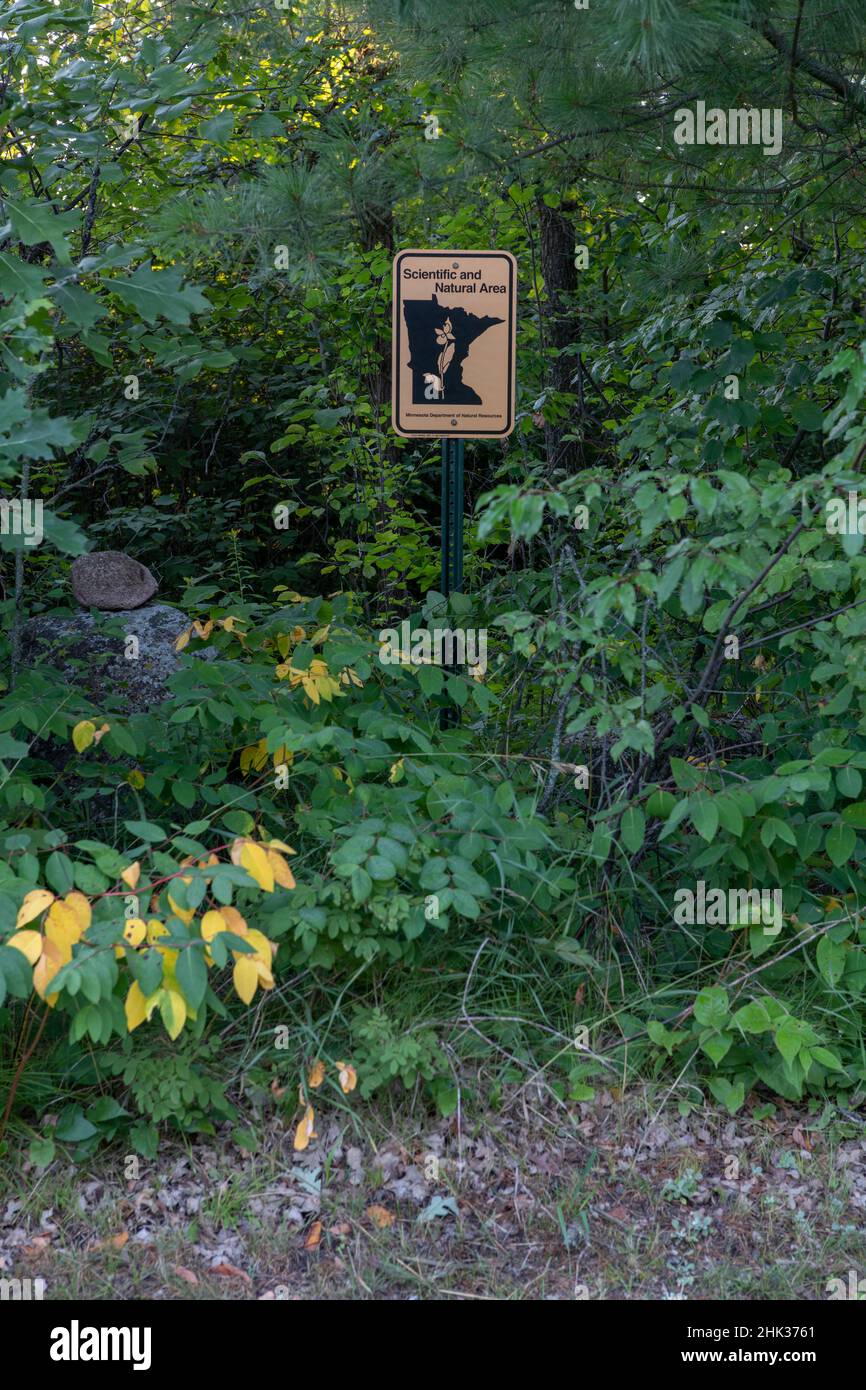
[3,0,866,1156]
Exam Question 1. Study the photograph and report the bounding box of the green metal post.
[440,437,465,728]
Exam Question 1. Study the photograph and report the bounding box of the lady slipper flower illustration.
[425,316,455,398]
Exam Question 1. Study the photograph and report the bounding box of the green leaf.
[707,1076,745,1115]
[700,1030,732,1065]
[199,111,234,145]
[732,1001,772,1034]
[690,794,719,843]
[55,1105,98,1143]
[619,805,645,853]
[810,1046,843,1072]
[693,986,729,1029]
[417,665,444,696]
[44,850,74,895]
[350,866,372,903]
[124,819,166,843]
[103,263,210,326]
[0,252,47,298]
[647,1019,688,1054]
[715,796,744,837]
[825,822,856,867]
[129,948,163,997]
[28,1136,56,1168]
[0,945,33,1000]
[176,944,208,1010]
[816,934,846,988]
[367,854,396,881]
[172,780,197,809]
[5,198,80,261]
[836,765,862,799]
[774,1015,807,1064]
[451,889,480,919]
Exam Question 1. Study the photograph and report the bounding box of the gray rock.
[71,550,158,611]
[21,603,214,714]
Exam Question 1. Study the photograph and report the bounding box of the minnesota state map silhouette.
[402,294,504,405]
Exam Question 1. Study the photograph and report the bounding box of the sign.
[391,249,516,439]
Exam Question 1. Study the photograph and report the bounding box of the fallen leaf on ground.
[366,1204,395,1229]
[22,1234,52,1255]
[303,1221,323,1251]
[87,1231,129,1252]
[336,1061,357,1094]
[294,1104,316,1152]
[211,1261,252,1285]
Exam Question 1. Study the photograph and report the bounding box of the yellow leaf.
[174,627,191,652]
[293,1105,317,1152]
[64,892,91,932]
[33,937,63,1002]
[220,905,248,935]
[366,1204,395,1229]
[92,722,110,745]
[240,841,274,893]
[122,918,146,947]
[303,1220,323,1251]
[7,929,42,965]
[45,901,83,959]
[121,862,141,890]
[147,919,169,944]
[16,889,54,930]
[388,758,404,785]
[307,1059,326,1089]
[336,1061,357,1094]
[264,838,296,856]
[160,989,187,1040]
[244,928,275,966]
[255,964,275,991]
[268,849,296,890]
[240,739,268,774]
[72,720,96,752]
[126,768,146,789]
[125,981,148,1031]
[192,619,213,640]
[200,909,228,943]
[167,888,195,925]
[233,955,259,1004]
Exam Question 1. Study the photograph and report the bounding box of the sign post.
[440,437,464,599]
[391,249,517,440]
[392,249,516,724]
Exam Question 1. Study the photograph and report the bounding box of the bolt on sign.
[392,249,517,438]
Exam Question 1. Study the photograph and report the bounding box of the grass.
[2,930,865,1300]
[2,1073,865,1301]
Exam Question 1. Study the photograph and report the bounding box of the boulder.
[21,603,213,714]
[71,551,157,611]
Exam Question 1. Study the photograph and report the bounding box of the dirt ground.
[2,1085,864,1300]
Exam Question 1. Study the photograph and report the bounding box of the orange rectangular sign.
[391,249,516,438]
